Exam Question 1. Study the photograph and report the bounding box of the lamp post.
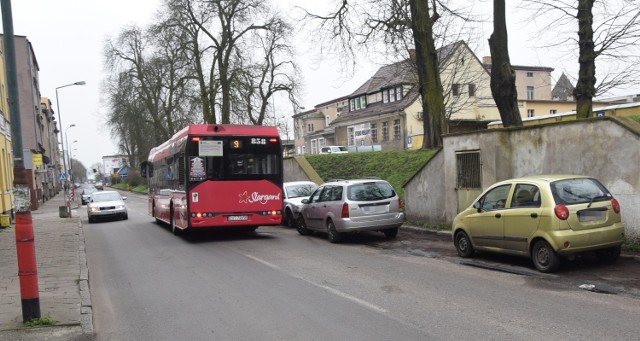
[68,142,78,181]
[56,81,85,217]
[64,124,76,178]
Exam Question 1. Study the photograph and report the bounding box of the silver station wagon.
[296,179,405,243]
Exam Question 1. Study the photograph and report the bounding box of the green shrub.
[125,170,143,187]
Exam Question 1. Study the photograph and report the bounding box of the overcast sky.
[3,0,626,172]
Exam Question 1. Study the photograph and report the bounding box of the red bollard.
[15,212,41,322]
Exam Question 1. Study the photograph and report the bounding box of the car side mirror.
[122,196,127,200]
[473,201,482,212]
[301,199,308,204]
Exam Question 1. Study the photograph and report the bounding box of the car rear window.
[347,182,395,201]
[550,178,611,205]
[286,184,317,198]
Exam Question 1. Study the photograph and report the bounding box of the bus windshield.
[185,135,281,184]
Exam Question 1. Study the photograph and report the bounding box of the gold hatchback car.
[452,175,625,272]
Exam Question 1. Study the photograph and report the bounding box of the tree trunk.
[410,0,444,149]
[488,0,522,127]
[574,0,596,119]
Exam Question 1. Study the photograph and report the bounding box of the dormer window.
[382,86,404,104]
[349,95,367,111]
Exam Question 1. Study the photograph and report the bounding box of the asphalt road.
[83,191,640,340]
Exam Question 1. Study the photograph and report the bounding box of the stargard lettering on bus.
[238,191,281,204]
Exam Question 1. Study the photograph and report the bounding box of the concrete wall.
[403,150,446,225]
[404,117,640,240]
[283,157,311,183]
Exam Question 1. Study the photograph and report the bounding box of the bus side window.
[178,155,185,184]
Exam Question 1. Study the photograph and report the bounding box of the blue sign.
[59,173,66,180]
[596,111,605,117]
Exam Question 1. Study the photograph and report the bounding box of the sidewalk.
[0,194,93,340]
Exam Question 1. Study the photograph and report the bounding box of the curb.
[400,224,640,261]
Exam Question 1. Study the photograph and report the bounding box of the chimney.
[408,49,416,61]
[482,56,492,65]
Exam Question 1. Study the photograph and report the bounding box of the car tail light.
[611,198,620,213]
[341,202,349,218]
[398,199,404,211]
[554,204,569,220]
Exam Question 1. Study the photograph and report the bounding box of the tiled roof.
[348,41,464,98]
[331,87,420,126]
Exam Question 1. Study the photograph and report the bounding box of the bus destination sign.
[199,140,223,156]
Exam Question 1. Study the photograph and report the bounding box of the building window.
[468,84,476,97]
[382,86,403,104]
[302,146,306,154]
[348,127,355,146]
[550,109,557,115]
[350,95,367,111]
[325,116,330,126]
[393,119,401,140]
[452,84,460,97]
[527,86,535,100]
[311,139,318,154]
[417,111,423,120]
[456,151,481,189]
[318,138,325,147]
[527,72,534,77]
[527,109,535,117]
[382,121,389,141]
[307,123,314,132]
[370,123,377,143]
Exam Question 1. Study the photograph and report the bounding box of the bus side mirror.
[140,161,153,178]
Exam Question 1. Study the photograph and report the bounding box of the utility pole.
[1,0,41,322]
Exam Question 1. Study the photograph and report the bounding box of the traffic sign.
[59,173,66,180]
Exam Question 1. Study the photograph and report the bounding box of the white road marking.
[244,254,281,270]
[244,254,387,314]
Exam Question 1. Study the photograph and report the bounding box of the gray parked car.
[296,179,405,243]
[282,181,318,227]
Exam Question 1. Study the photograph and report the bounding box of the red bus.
[140,124,283,235]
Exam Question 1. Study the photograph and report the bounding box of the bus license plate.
[228,215,248,221]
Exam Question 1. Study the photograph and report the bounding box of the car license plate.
[362,206,387,214]
[578,210,605,222]
[228,215,248,221]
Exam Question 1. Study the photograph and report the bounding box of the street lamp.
[65,124,76,173]
[68,141,78,181]
[56,81,85,216]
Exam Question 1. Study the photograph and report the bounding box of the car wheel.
[596,246,621,263]
[123,213,129,220]
[532,240,560,273]
[454,230,474,258]
[383,227,398,239]
[285,209,295,228]
[326,219,342,244]
[296,216,313,236]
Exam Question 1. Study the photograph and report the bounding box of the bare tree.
[103,23,197,165]
[105,26,170,142]
[522,0,640,118]
[301,0,495,148]
[489,0,522,127]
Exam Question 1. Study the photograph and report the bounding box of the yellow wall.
[0,43,14,215]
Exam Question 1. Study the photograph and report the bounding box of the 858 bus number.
[250,138,267,145]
